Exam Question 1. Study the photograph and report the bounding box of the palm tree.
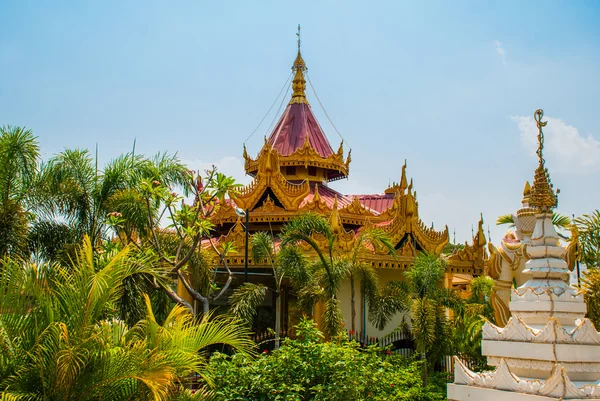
[230,232,311,349]
[0,126,40,257]
[38,149,188,251]
[451,275,495,370]
[574,210,600,268]
[580,267,600,329]
[0,237,253,400]
[369,253,463,385]
[346,227,395,337]
[279,212,350,338]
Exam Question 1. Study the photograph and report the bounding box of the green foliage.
[206,318,446,401]
[575,210,600,268]
[0,126,40,257]
[497,212,571,230]
[0,237,253,400]
[0,199,29,257]
[27,220,76,262]
[450,275,494,371]
[280,213,348,338]
[580,268,600,328]
[552,213,571,230]
[442,242,465,255]
[229,283,269,326]
[39,148,189,251]
[369,254,462,384]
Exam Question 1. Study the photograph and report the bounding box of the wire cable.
[243,71,293,145]
[306,72,351,150]
[264,78,292,139]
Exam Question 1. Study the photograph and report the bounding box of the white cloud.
[182,156,253,185]
[494,40,506,65]
[512,115,600,173]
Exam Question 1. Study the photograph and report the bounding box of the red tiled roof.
[267,103,334,157]
[356,194,394,213]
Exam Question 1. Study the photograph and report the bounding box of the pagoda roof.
[268,102,334,158]
[355,194,395,214]
[244,41,350,182]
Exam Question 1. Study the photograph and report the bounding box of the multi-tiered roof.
[209,31,491,276]
[244,41,350,182]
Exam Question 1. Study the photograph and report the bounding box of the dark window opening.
[308,166,317,176]
[286,166,296,176]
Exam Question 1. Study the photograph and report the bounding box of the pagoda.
[186,28,487,337]
[448,109,600,400]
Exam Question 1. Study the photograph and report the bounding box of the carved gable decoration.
[256,194,285,213]
[299,184,329,213]
[223,218,246,247]
[232,144,310,211]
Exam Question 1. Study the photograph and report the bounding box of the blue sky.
[1,0,599,243]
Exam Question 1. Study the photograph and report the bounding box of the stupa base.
[448,384,591,401]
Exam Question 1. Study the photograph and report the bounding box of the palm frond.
[229,283,268,326]
[250,232,274,266]
[405,253,446,298]
[410,298,437,355]
[368,280,409,331]
[575,210,600,267]
[552,212,571,229]
[496,213,515,226]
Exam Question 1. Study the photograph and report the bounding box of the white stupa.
[448,109,600,401]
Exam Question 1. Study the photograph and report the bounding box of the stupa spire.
[449,109,600,401]
[290,24,308,105]
[528,109,558,211]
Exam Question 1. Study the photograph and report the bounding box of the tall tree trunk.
[274,291,281,349]
[360,289,365,341]
[202,298,209,315]
[421,352,428,386]
[350,273,356,335]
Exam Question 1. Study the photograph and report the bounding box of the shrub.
[207,318,446,401]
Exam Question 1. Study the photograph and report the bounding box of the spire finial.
[523,181,531,197]
[534,109,548,168]
[477,213,486,246]
[529,109,558,211]
[290,25,308,105]
[400,160,408,192]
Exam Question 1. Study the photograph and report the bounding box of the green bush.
[206,318,446,401]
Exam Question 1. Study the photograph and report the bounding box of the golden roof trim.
[244,139,350,180]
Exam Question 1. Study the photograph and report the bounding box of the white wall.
[337,268,410,339]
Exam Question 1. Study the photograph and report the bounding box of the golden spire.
[290,24,308,105]
[330,195,341,235]
[523,181,531,197]
[313,183,321,202]
[477,214,487,247]
[400,160,408,192]
[521,180,531,206]
[337,141,344,156]
[528,109,558,211]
